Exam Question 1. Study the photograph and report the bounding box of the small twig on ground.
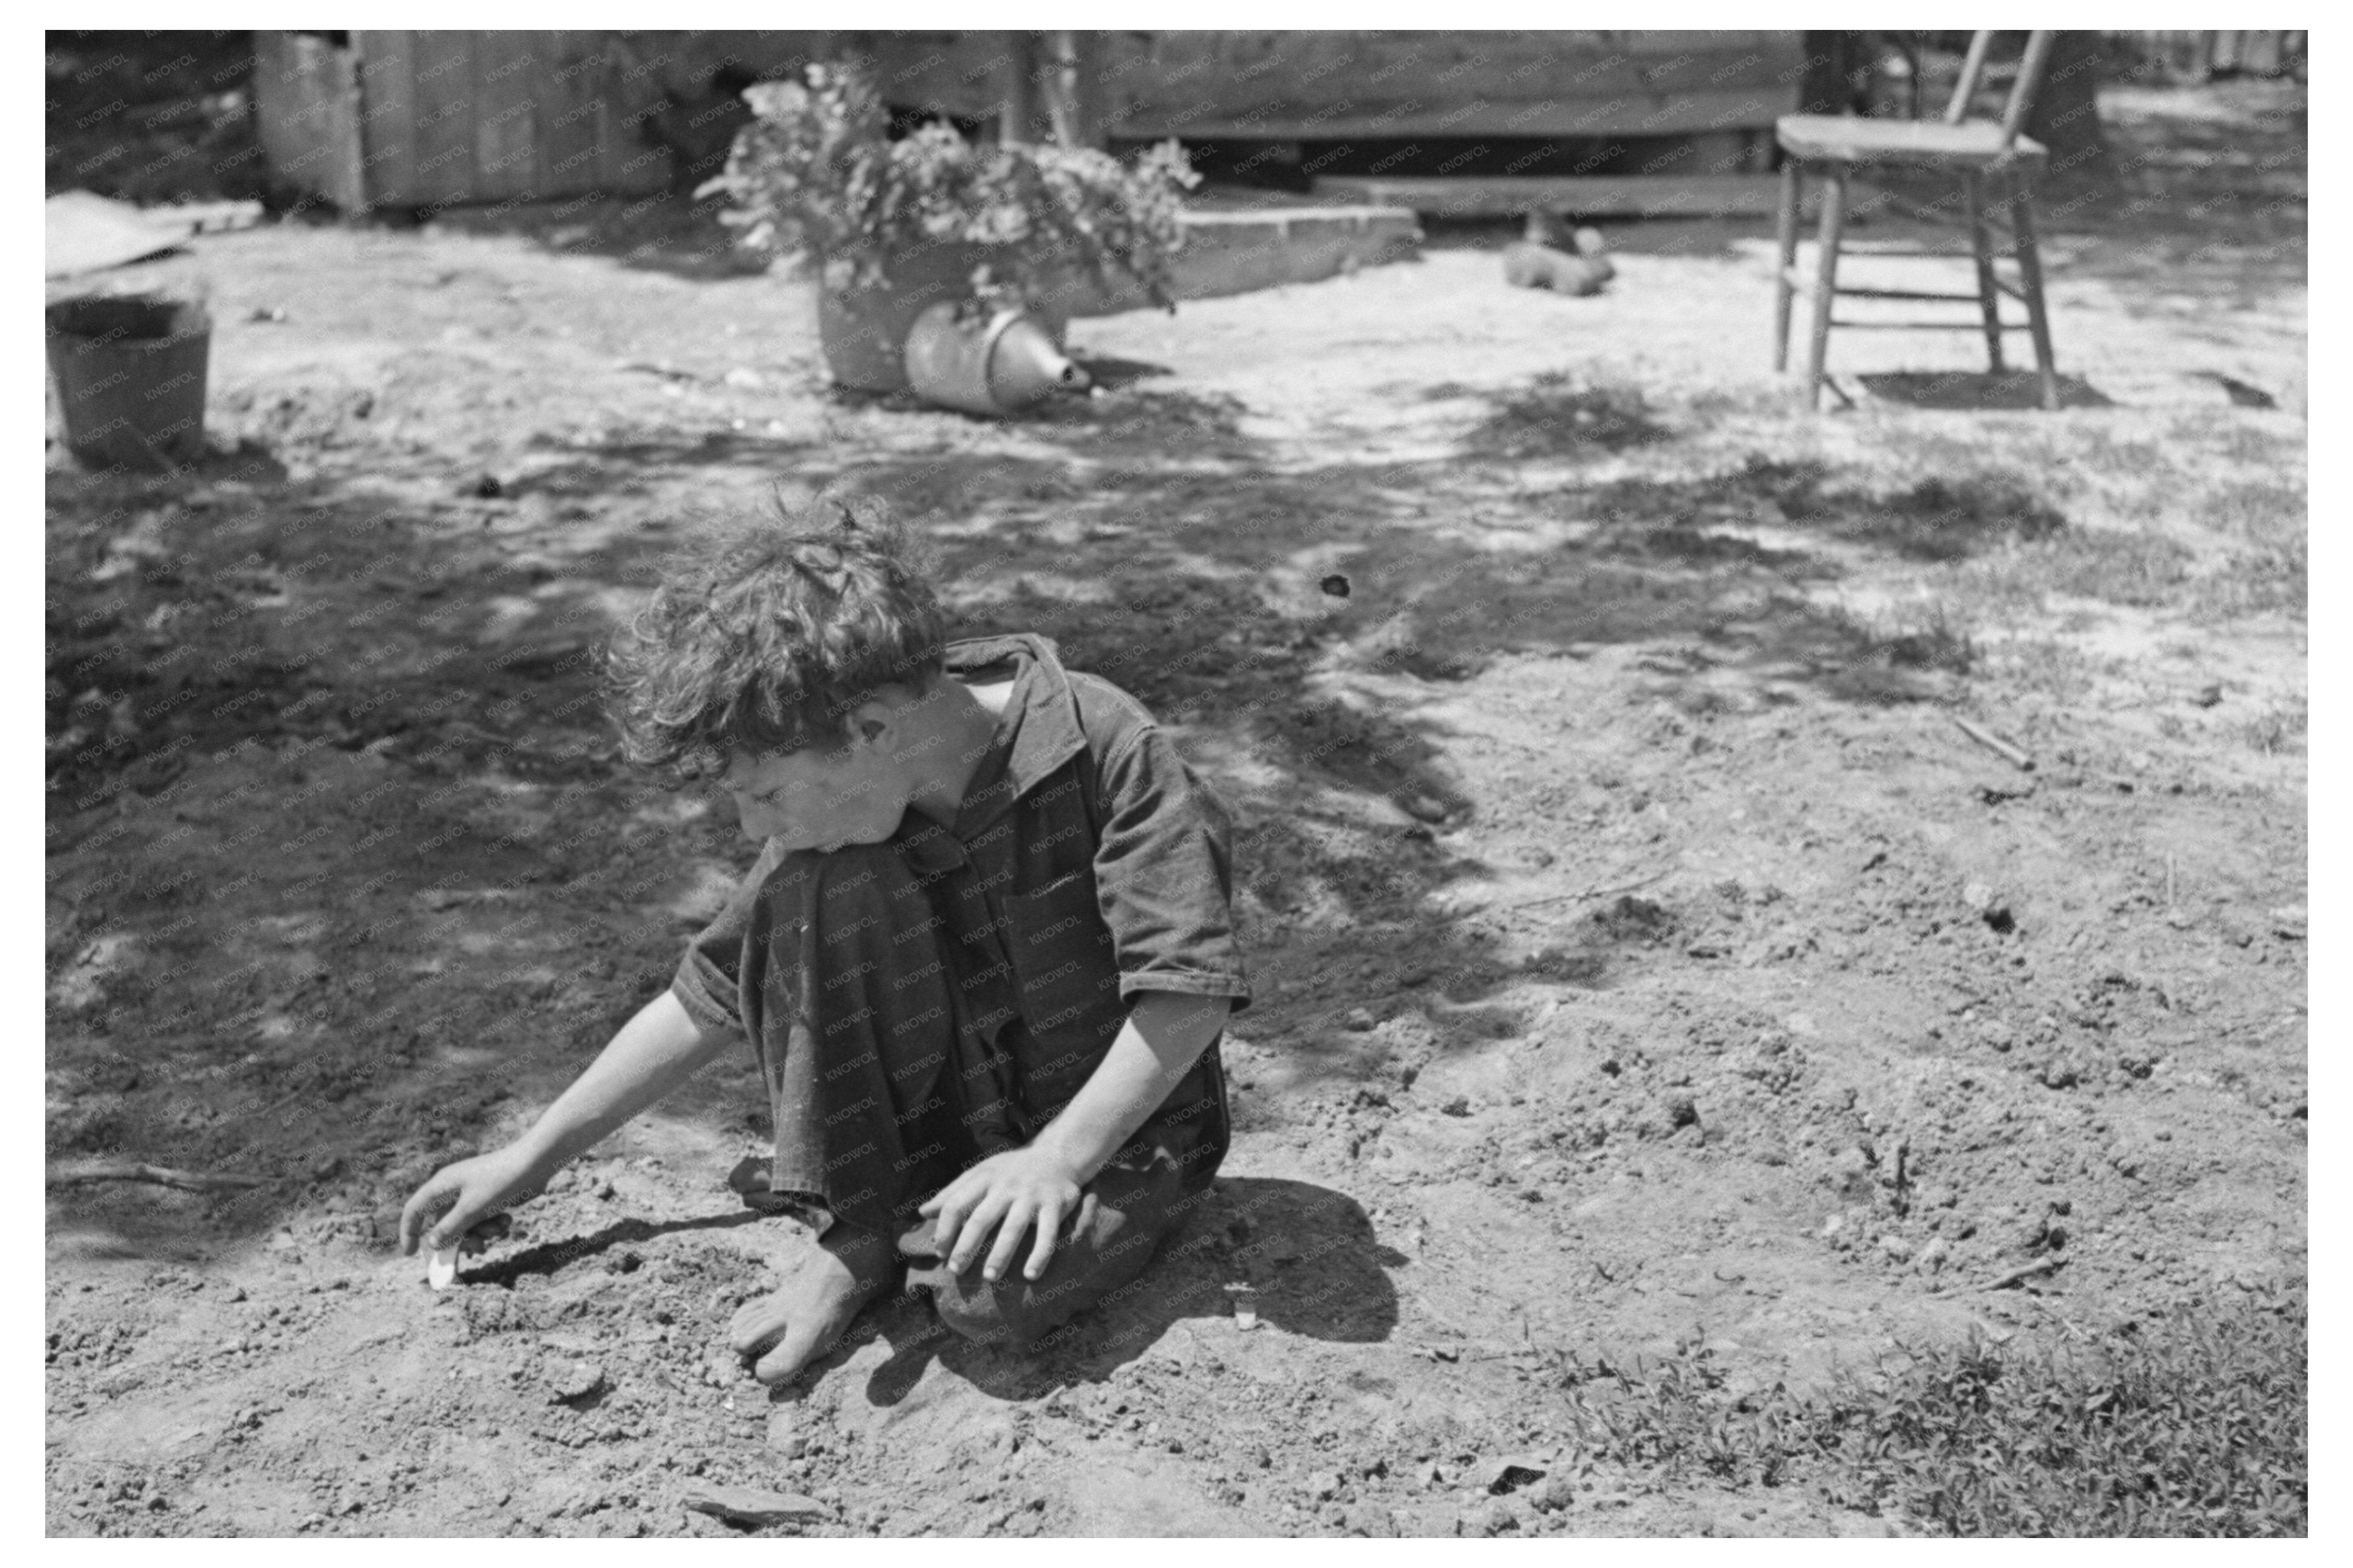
[1932,1257,2065,1296]
[1503,867,1672,915]
[47,1160,269,1193]
[1951,714,2036,771]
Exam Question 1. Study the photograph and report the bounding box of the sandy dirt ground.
[45,82,2305,1536]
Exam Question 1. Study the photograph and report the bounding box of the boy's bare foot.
[728,1221,899,1385]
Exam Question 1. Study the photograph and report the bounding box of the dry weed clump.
[1462,373,1672,459]
[1552,1287,2306,1536]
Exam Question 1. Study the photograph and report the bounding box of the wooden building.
[254,30,1804,214]
[867,31,1802,146]
[251,31,816,212]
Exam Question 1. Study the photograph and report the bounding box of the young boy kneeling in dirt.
[399,496,1247,1384]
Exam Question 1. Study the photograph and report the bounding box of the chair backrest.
[1942,29,2058,147]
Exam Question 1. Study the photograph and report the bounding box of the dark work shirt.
[670,633,1250,1192]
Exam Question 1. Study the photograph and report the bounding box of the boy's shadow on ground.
[832,1176,1401,1410]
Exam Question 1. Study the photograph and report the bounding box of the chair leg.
[1964,170,2006,374]
[1774,158,1802,372]
[1805,167,1848,412]
[2008,175,2061,411]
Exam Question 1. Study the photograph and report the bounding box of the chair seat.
[1776,114,2048,169]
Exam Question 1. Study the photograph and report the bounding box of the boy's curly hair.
[606,488,946,776]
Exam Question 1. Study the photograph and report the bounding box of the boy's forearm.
[512,989,736,1171]
[1029,992,1231,1185]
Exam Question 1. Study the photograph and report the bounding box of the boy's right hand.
[398,1143,552,1256]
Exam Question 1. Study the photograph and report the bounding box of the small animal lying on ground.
[1502,239,1615,296]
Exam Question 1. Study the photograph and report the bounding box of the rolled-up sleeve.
[1091,725,1252,1014]
[670,840,785,1037]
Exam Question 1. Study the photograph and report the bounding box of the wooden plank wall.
[259,30,1816,209]
[404,34,476,206]
[1094,32,1804,140]
[338,31,674,209]
[252,32,369,211]
[841,31,1802,142]
[825,31,1000,120]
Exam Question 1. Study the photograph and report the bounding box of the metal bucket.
[46,293,211,471]
[903,303,1089,417]
[814,243,1073,394]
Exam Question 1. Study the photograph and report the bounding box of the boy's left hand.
[919,1146,1096,1284]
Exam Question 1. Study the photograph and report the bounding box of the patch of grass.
[1824,598,1980,677]
[1941,528,2197,615]
[1888,476,2067,560]
[1838,476,2069,564]
[1952,475,2308,622]
[2203,477,2305,552]
[2239,699,2307,756]
[2036,531,2198,607]
[1462,373,1671,459]
[2169,419,2304,473]
[1550,1288,2307,1536]
[2184,477,2307,619]
[1741,460,2068,563]
[2188,556,2305,621]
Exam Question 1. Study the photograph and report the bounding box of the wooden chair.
[1774,31,2061,410]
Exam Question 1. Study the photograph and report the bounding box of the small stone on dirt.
[1480,1454,1548,1494]
[1404,794,1449,825]
[548,1360,605,1403]
[1530,1476,1576,1513]
[471,474,503,498]
[1440,1097,1472,1117]
[1465,1499,1521,1536]
[681,1484,827,1529]
[1342,1007,1377,1033]
[1661,1091,1699,1130]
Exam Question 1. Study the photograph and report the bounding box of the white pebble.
[427,1247,459,1291]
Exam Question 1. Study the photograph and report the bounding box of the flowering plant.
[698,61,1199,311]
